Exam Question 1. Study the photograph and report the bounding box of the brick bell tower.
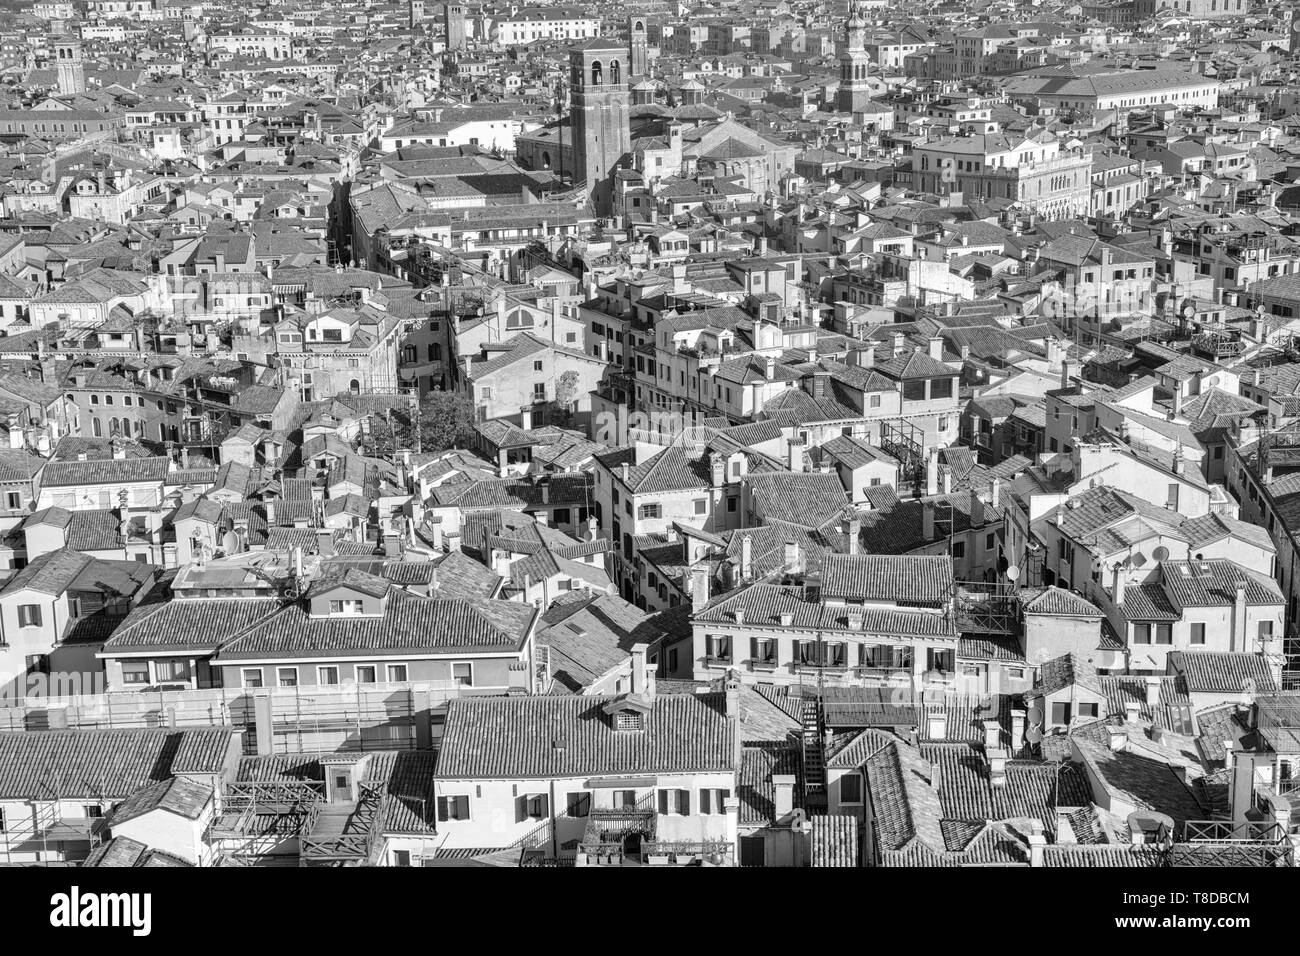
[570,39,631,219]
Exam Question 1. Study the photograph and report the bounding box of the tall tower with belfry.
[570,38,631,218]
[53,33,85,96]
[837,1,872,115]
[444,2,466,51]
[629,16,648,79]
[409,0,425,30]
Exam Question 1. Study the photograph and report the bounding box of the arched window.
[542,150,551,168]
[611,60,621,85]
[92,418,102,437]
[591,60,602,86]
[350,379,361,395]
[635,20,644,31]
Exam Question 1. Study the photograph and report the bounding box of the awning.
[583,775,658,789]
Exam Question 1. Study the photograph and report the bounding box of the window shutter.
[791,639,800,663]
[537,794,549,818]
[700,788,711,815]
[437,796,449,822]
[677,789,690,816]
[719,788,731,806]
[750,637,758,660]
[516,796,527,823]
[455,795,469,820]
[658,789,669,815]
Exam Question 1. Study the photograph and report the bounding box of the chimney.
[519,405,533,431]
[316,528,335,556]
[1233,580,1248,652]
[847,514,860,555]
[787,439,804,473]
[621,462,630,484]
[891,331,905,357]
[982,719,1001,751]
[990,478,1001,510]
[765,356,775,381]
[783,540,800,574]
[264,500,276,526]
[811,370,828,400]
[1010,708,1025,749]
[927,708,947,740]
[740,534,753,580]
[970,488,985,526]
[1124,701,1141,724]
[1113,565,1126,605]
[928,336,943,361]
[922,500,935,541]
[725,671,743,767]
[111,439,126,460]
[1028,820,1047,867]
[691,564,710,611]
[772,774,795,818]
[1172,388,1183,418]
[1109,728,1127,751]
[6,415,22,450]
[1144,677,1162,708]
[925,446,939,496]
[988,748,1008,788]
[630,642,654,699]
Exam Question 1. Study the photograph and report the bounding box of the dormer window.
[615,711,644,732]
[329,599,364,615]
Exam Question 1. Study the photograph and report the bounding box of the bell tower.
[837,1,872,116]
[629,16,648,79]
[54,36,85,96]
[570,39,631,218]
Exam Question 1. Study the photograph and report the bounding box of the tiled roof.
[103,596,283,653]
[216,589,535,659]
[821,554,953,605]
[102,776,214,827]
[0,728,234,799]
[1168,651,1277,695]
[1021,585,1101,617]
[434,692,736,779]
[738,741,802,827]
[40,455,174,487]
[695,582,958,639]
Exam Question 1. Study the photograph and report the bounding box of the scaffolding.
[878,418,926,495]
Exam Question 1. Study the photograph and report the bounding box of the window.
[1191,623,1206,646]
[1154,623,1173,645]
[156,659,190,683]
[17,605,41,628]
[328,599,364,615]
[615,711,644,731]
[356,665,376,683]
[658,788,691,815]
[242,668,263,688]
[840,773,863,804]
[121,660,150,685]
[693,498,706,515]
[1132,624,1151,644]
[952,541,965,558]
[387,664,409,682]
[392,850,411,867]
[1078,702,1099,719]
[930,377,954,400]
[277,667,298,687]
[83,804,103,819]
[533,382,546,399]
[638,503,661,520]
[1166,484,1179,510]
[5,492,20,510]
[567,792,591,817]
[903,380,926,401]
[751,637,776,663]
[706,634,732,662]
[437,795,471,821]
[1259,621,1275,643]
[699,788,731,814]
[318,666,340,685]
[452,662,472,686]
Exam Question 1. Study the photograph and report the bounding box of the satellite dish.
[1152,546,1169,561]
[1005,565,1020,582]
[1026,726,1044,745]
[1027,703,1044,724]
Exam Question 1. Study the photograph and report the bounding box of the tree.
[552,370,581,426]
[419,390,478,453]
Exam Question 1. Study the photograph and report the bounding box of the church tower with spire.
[837,1,872,116]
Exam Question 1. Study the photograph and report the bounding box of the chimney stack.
[691,564,710,611]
